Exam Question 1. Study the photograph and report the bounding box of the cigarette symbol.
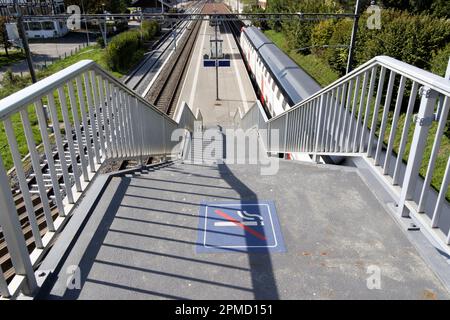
[214,210,264,227]
[213,209,266,241]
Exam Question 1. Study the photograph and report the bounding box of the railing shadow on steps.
[235,55,450,259]
[0,60,202,299]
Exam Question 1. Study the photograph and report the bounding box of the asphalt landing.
[38,160,450,300]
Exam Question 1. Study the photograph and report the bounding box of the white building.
[23,19,68,39]
[258,0,267,9]
[224,0,266,13]
[0,0,65,16]
[1,1,68,39]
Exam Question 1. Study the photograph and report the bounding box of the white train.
[240,26,321,117]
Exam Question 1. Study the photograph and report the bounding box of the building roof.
[130,0,172,8]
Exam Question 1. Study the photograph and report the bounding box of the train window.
[42,21,54,30]
[271,80,275,91]
[30,22,41,31]
[276,90,281,100]
[24,22,30,31]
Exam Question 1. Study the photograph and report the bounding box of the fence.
[0,59,201,298]
[236,55,450,255]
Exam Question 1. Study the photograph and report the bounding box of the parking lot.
[0,32,93,81]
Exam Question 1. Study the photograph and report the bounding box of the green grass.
[264,30,339,87]
[40,45,125,79]
[0,50,26,68]
[382,110,450,201]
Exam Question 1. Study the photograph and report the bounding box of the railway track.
[0,126,88,282]
[1,1,209,285]
[145,18,202,116]
[123,2,205,96]
[122,21,183,93]
[0,117,171,283]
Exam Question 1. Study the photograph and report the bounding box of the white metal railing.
[236,55,450,255]
[0,60,201,299]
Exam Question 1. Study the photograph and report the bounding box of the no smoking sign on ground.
[196,201,286,253]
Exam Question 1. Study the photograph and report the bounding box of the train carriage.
[241,26,321,117]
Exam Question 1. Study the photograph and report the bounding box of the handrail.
[0,60,180,126]
[0,61,93,120]
[270,55,450,122]
[236,55,450,257]
[0,60,202,298]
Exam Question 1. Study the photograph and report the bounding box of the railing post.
[138,100,145,167]
[0,155,37,296]
[431,155,450,229]
[446,57,450,80]
[397,86,438,217]
[283,112,289,156]
[315,95,327,159]
[0,264,10,297]
[162,115,167,161]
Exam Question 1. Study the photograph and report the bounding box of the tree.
[0,17,11,57]
[431,43,450,78]
[64,0,132,14]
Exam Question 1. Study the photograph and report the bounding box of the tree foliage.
[249,0,450,77]
[431,42,450,77]
[65,0,132,14]
[105,20,159,73]
[0,17,11,56]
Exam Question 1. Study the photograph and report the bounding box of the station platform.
[36,158,449,300]
[176,20,257,127]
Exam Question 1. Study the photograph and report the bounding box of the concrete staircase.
[185,126,224,165]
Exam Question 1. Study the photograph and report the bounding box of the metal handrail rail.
[0,60,202,299]
[0,60,180,125]
[269,55,450,123]
[236,54,450,257]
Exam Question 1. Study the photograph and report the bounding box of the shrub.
[431,43,450,138]
[105,30,144,73]
[430,42,450,77]
[355,9,450,70]
[324,18,353,75]
[310,19,337,57]
[96,36,106,48]
[141,20,159,41]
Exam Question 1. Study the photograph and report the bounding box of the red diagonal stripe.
[214,209,267,241]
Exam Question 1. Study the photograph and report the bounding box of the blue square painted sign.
[196,201,286,253]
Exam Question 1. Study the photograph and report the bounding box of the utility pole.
[13,0,37,83]
[214,14,219,101]
[101,3,107,48]
[346,0,361,74]
[81,0,90,45]
[172,21,177,51]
